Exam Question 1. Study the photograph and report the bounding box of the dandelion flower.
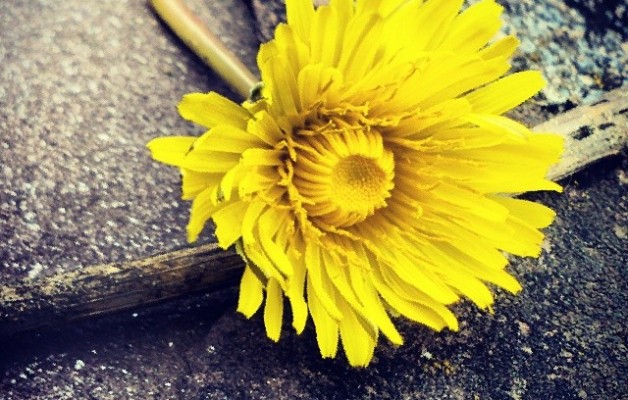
[148,0,563,366]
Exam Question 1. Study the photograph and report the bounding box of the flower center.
[292,129,395,229]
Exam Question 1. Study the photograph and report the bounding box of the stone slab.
[0,0,626,399]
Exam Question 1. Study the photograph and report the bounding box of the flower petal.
[181,169,221,200]
[264,278,284,341]
[307,276,340,358]
[212,201,248,248]
[305,243,343,319]
[465,71,545,115]
[186,187,217,242]
[195,125,267,153]
[287,245,309,333]
[490,196,557,228]
[178,92,251,129]
[147,136,195,167]
[285,0,314,42]
[337,297,377,367]
[237,265,265,318]
[440,0,503,54]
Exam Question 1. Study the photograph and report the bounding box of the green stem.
[150,0,258,99]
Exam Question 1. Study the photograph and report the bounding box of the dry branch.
[540,88,627,181]
[0,245,243,336]
[150,0,257,98]
[1,87,626,337]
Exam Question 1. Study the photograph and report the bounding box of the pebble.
[74,360,85,371]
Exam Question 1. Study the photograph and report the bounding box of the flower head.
[148,0,562,366]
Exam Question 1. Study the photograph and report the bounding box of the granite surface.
[0,0,258,283]
[1,0,626,399]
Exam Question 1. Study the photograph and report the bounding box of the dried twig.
[150,0,258,98]
[0,245,243,336]
[540,88,627,181]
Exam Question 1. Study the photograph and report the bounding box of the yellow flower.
[148,0,562,366]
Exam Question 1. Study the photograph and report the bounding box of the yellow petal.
[378,248,459,305]
[274,24,310,78]
[264,278,284,341]
[478,35,519,61]
[178,92,251,129]
[218,165,242,203]
[490,196,556,228]
[258,209,294,277]
[237,265,265,318]
[305,243,343,319]
[147,136,195,167]
[181,169,221,200]
[241,148,284,166]
[347,256,403,345]
[434,242,522,294]
[287,246,309,333]
[241,205,290,288]
[194,125,266,154]
[297,64,343,110]
[425,181,509,222]
[427,157,562,193]
[186,187,217,242]
[285,0,314,41]
[239,167,279,198]
[307,276,339,358]
[448,234,510,271]
[310,5,341,66]
[412,0,463,51]
[179,149,240,173]
[241,200,267,244]
[337,12,384,83]
[375,262,460,330]
[337,297,377,367]
[212,201,249,248]
[387,99,472,138]
[259,53,300,116]
[417,55,510,108]
[438,276,494,310]
[247,111,284,146]
[465,71,545,115]
[439,0,503,54]
[465,113,531,142]
[499,216,546,257]
[329,0,354,27]
[435,265,496,309]
[373,268,457,332]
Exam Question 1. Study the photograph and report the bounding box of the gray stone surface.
[501,0,626,106]
[0,0,626,399]
[0,0,258,283]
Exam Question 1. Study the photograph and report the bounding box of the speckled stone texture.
[1,1,626,399]
[0,0,258,282]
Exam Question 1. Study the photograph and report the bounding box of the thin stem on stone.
[150,0,258,99]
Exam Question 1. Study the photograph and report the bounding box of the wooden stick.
[150,0,258,99]
[540,88,627,181]
[1,87,626,337]
[0,245,244,336]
